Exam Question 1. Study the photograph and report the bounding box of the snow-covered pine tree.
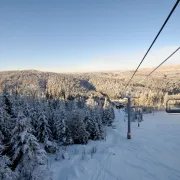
[36,111,52,143]
[11,93,25,118]
[95,100,105,137]
[0,106,13,143]
[54,109,67,143]
[0,130,4,154]
[94,110,104,140]
[23,100,31,118]
[47,101,56,139]
[109,104,115,120]
[2,90,15,118]
[64,125,73,145]
[95,100,104,119]
[70,109,89,144]
[84,107,103,140]
[0,155,17,180]
[10,111,46,174]
[65,99,74,111]
[85,96,104,140]
[84,108,94,139]
[76,97,85,109]
[29,100,41,133]
[44,100,54,128]
[102,97,115,126]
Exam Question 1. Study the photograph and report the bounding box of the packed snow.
[39,109,180,180]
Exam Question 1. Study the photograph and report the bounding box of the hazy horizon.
[1,63,180,74]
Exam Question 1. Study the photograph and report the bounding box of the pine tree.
[12,93,25,118]
[10,112,46,172]
[44,100,55,137]
[0,155,17,180]
[70,109,89,144]
[0,107,13,142]
[54,109,67,143]
[65,99,74,111]
[23,101,31,118]
[36,111,52,143]
[84,108,103,140]
[85,96,104,140]
[64,125,73,145]
[29,100,41,133]
[109,105,115,120]
[2,90,15,118]
[94,111,104,140]
[0,130,4,154]
[76,97,85,109]
[102,98,115,126]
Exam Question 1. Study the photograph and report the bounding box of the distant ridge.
[139,64,180,73]
[1,64,180,74]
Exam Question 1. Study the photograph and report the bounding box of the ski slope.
[41,109,180,180]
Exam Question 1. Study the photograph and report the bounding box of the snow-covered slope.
[40,109,180,180]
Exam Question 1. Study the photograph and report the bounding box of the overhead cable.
[125,0,180,89]
[147,47,180,76]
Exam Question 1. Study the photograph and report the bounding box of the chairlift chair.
[166,99,180,114]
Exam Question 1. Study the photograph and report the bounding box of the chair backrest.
[166,99,180,114]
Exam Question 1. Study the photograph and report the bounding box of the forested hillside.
[0,65,180,108]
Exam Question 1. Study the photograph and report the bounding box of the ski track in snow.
[41,109,180,180]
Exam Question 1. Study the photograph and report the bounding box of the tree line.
[0,70,180,109]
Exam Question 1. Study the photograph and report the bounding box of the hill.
[0,64,180,107]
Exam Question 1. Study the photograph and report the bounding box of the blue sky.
[0,0,179,72]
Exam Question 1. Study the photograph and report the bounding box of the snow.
[40,109,180,180]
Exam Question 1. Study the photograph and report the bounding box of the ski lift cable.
[147,47,180,76]
[144,47,180,114]
[137,46,180,92]
[130,47,179,114]
[142,46,180,89]
[124,0,180,90]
